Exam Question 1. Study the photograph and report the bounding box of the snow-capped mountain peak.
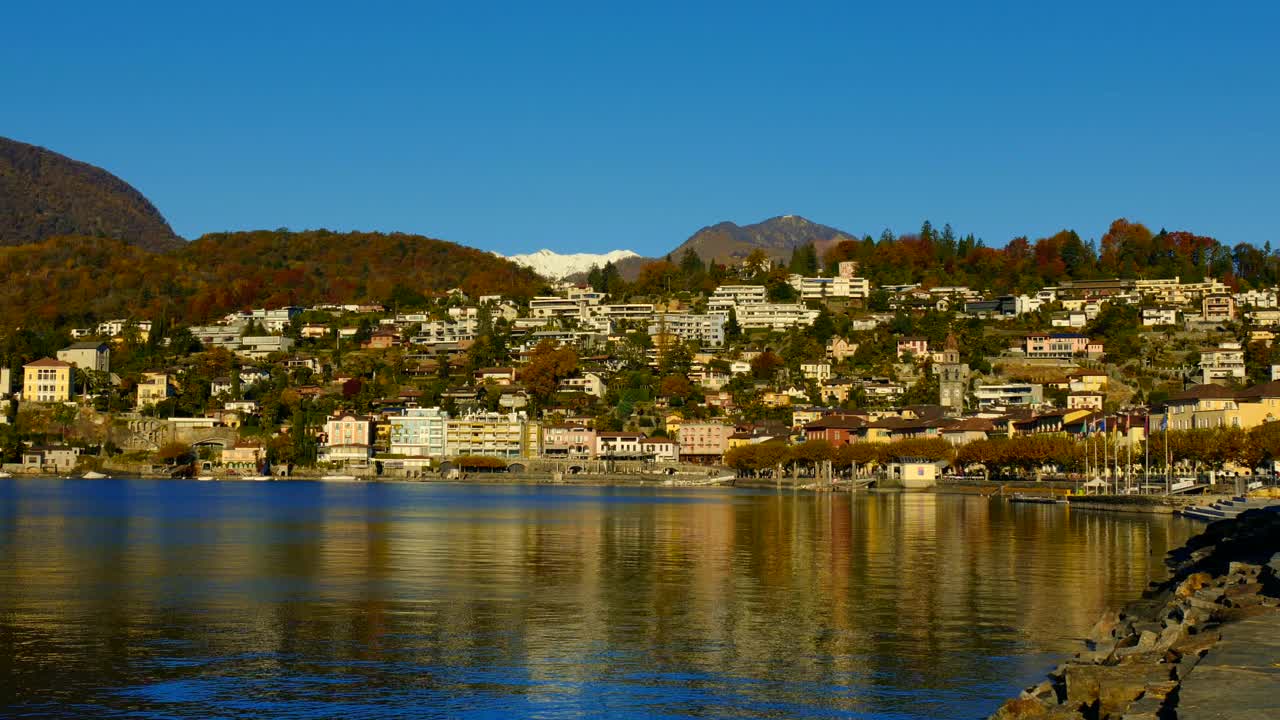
[503,248,640,279]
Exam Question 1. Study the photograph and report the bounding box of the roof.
[62,341,108,350]
[1167,384,1238,402]
[943,418,995,432]
[804,415,867,431]
[1236,381,1280,401]
[24,357,71,368]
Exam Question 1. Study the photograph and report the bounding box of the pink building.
[542,424,596,459]
[1025,333,1091,359]
[896,337,929,361]
[678,422,734,464]
[322,414,374,462]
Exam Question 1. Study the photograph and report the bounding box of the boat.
[1008,493,1068,505]
[0,471,12,479]
[81,470,109,479]
[239,475,272,482]
[320,474,359,482]
[196,476,216,482]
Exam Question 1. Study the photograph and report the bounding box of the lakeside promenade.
[988,505,1280,719]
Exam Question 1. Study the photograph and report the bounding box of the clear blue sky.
[3,1,1277,256]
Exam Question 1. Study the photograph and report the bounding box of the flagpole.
[1144,411,1150,491]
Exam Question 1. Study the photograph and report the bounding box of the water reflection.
[0,480,1195,719]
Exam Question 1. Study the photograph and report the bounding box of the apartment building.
[788,275,871,300]
[707,285,767,313]
[677,422,734,463]
[973,383,1044,409]
[647,313,727,348]
[1200,342,1246,384]
[735,303,818,331]
[388,407,449,457]
[445,411,538,459]
[1201,295,1236,323]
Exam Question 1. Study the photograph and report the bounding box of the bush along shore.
[989,507,1280,719]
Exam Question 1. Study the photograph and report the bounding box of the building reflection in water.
[0,480,1197,718]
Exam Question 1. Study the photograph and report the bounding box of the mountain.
[505,248,640,280]
[0,230,547,330]
[0,136,182,252]
[670,215,858,265]
[568,215,862,282]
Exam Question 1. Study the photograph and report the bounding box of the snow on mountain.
[503,248,641,279]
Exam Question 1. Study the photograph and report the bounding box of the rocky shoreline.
[989,506,1280,719]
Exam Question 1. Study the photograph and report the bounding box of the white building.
[389,407,449,458]
[647,313,727,348]
[973,383,1044,408]
[1236,289,1279,308]
[788,275,871,301]
[708,285,767,313]
[735,303,818,331]
[1141,307,1180,326]
[56,342,111,374]
[1200,342,1246,384]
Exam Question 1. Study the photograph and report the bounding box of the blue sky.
[3,1,1277,255]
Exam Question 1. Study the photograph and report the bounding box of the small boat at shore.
[0,471,11,479]
[1008,493,1068,505]
[196,476,216,482]
[239,475,272,482]
[81,471,109,479]
[319,474,360,482]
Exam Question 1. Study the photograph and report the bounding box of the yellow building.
[445,412,539,459]
[23,358,74,402]
[136,372,174,409]
[1159,383,1278,431]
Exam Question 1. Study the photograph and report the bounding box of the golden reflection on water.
[0,481,1197,718]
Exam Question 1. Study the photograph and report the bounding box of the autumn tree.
[519,341,579,408]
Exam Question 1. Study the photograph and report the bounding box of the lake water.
[0,479,1197,719]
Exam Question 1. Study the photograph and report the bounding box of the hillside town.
[6,248,1280,491]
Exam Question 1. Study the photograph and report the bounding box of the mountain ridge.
[504,248,640,280]
[0,136,183,252]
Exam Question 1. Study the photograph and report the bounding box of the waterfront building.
[641,437,679,462]
[445,411,538,459]
[322,414,375,463]
[542,424,596,459]
[596,431,646,459]
[677,422,734,463]
[388,407,449,458]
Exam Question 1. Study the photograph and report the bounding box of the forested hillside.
[0,230,546,330]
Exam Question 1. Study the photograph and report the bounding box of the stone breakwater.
[989,508,1280,720]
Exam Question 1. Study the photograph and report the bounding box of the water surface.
[0,480,1196,718]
